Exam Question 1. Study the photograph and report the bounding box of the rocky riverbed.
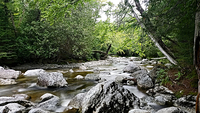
[0,57,196,113]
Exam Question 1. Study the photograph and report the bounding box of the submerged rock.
[0,66,21,79]
[37,72,67,88]
[67,81,140,113]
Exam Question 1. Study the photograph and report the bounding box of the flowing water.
[0,57,164,112]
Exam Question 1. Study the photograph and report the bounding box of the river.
[0,57,166,112]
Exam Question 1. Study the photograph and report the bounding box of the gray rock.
[0,96,34,107]
[24,69,46,76]
[37,72,67,88]
[155,94,174,105]
[85,73,100,81]
[131,69,148,78]
[148,66,157,79]
[37,93,60,111]
[146,85,174,96]
[174,95,196,107]
[156,107,186,113]
[67,93,86,109]
[123,63,141,73]
[0,67,21,79]
[28,108,50,113]
[0,103,26,113]
[129,109,150,113]
[137,74,154,89]
[0,78,16,85]
[81,81,140,113]
[12,94,30,100]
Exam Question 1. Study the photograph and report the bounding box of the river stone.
[123,63,141,73]
[0,67,21,79]
[0,78,16,85]
[155,94,174,105]
[37,72,67,88]
[137,73,154,89]
[146,85,174,96]
[12,94,30,100]
[37,93,60,111]
[67,93,86,109]
[24,69,46,76]
[155,107,186,113]
[128,109,150,113]
[81,81,140,113]
[0,103,26,113]
[130,69,148,78]
[174,95,196,107]
[75,75,84,79]
[85,73,100,81]
[0,96,34,107]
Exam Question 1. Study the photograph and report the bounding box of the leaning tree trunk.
[125,0,177,65]
[194,10,200,113]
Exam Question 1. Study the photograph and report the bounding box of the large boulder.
[24,69,46,76]
[137,73,154,89]
[0,66,21,79]
[36,93,60,111]
[37,72,67,88]
[67,81,140,113]
[123,63,141,73]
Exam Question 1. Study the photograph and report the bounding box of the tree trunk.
[125,0,177,65]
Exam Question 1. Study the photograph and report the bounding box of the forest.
[0,0,200,98]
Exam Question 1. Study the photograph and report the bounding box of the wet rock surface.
[24,69,46,76]
[0,66,21,79]
[36,93,60,111]
[67,81,140,113]
[37,72,68,88]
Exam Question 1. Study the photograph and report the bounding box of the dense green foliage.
[0,0,199,67]
[0,0,101,65]
[147,0,196,66]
